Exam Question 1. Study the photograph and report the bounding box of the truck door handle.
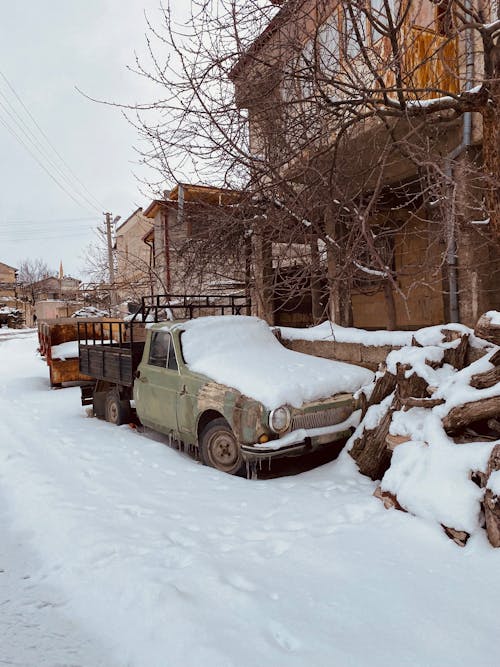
[180,385,187,395]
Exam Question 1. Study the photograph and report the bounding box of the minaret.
[59,261,64,280]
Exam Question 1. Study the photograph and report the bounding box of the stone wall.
[280,338,398,370]
[280,335,487,370]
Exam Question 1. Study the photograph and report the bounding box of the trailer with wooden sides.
[38,317,119,388]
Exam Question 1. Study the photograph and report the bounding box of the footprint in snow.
[283,520,304,532]
[268,620,302,652]
[342,501,378,523]
[225,572,256,592]
[167,531,197,548]
[262,539,291,557]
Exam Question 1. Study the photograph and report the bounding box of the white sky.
[0,1,187,279]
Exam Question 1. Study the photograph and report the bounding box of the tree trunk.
[310,236,324,324]
[482,82,500,243]
[383,280,397,330]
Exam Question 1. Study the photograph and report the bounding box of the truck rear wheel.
[200,418,244,476]
[105,390,131,426]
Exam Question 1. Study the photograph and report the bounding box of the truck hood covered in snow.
[179,316,374,409]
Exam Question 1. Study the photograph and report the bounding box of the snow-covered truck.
[78,295,373,474]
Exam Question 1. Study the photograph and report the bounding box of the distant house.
[143,184,247,296]
[0,261,18,300]
[114,208,154,303]
[27,275,81,302]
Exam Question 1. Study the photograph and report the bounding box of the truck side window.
[148,331,170,367]
[167,339,178,371]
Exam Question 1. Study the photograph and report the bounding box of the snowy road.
[0,495,117,667]
[1,331,500,667]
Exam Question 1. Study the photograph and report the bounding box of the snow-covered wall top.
[280,321,491,349]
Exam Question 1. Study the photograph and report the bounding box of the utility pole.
[104,212,116,306]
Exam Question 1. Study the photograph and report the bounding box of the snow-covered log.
[470,350,500,389]
[484,445,500,548]
[474,312,500,346]
[395,362,431,400]
[366,368,397,409]
[442,331,469,371]
[350,396,399,480]
[442,397,500,432]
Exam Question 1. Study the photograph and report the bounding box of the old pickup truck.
[78,295,373,475]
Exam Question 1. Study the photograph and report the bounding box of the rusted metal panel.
[403,28,459,96]
[49,359,92,386]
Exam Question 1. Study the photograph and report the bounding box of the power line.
[0,96,101,214]
[0,68,106,212]
[0,114,97,214]
[0,233,94,240]
[0,216,96,226]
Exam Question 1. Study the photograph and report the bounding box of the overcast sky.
[0,1,186,279]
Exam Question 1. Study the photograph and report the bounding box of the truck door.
[135,330,181,435]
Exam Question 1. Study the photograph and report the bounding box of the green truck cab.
[79,296,373,476]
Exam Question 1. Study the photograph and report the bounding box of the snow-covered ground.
[1,331,500,667]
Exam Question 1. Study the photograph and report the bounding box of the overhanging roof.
[0,261,18,272]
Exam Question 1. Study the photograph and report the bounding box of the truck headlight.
[269,406,291,433]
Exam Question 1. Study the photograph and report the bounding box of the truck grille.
[291,405,352,431]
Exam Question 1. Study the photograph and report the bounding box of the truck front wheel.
[200,418,244,476]
[105,390,130,426]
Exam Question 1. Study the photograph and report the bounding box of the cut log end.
[442,525,470,547]
[373,486,405,511]
[474,313,500,346]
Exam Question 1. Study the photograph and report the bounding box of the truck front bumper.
[240,410,361,461]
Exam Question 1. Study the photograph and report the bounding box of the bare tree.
[119,0,500,327]
[17,258,54,305]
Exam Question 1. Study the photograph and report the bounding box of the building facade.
[229,0,500,328]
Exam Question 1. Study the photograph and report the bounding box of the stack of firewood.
[349,312,500,547]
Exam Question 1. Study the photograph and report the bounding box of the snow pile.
[347,333,500,539]
[51,341,79,360]
[71,306,109,318]
[180,316,374,409]
[382,413,495,534]
[0,306,23,328]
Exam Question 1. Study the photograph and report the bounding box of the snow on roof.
[179,316,374,409]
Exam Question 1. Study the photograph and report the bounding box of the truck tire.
[105,390,131,426]
[200,418,245,476]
